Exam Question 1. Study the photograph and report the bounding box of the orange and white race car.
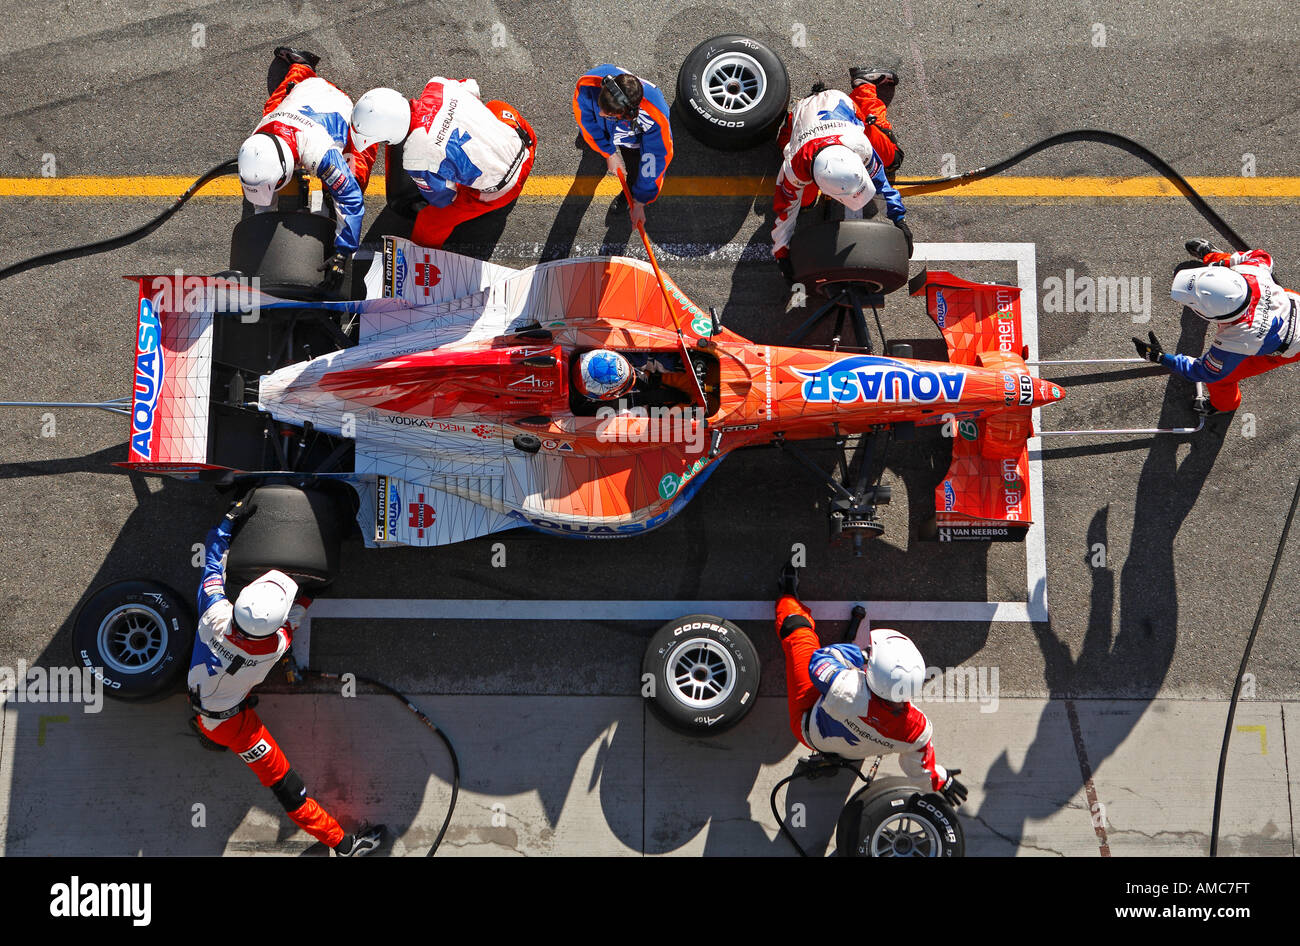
[118,235,1062,552]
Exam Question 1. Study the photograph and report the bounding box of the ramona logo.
[49,876,151,926]
[130,298,165,460]
[798,355,966,404]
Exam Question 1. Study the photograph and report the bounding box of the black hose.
[896,129,1249,252]
[304,669,460,857]
[769,755,871,857]
[0,158,239,283]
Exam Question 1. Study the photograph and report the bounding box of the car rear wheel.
[788,219,911,296]
[225,483,345,590]
[675,35,790,150]
[642,614,760,734]
[72,580,193,701]
[229,210,335,300]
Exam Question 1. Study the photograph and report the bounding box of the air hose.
[896,128,1249,251]
[299,668,460,857]
[0,158,238,283]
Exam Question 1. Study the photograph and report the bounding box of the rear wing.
[910,269,1040,541]
[115,275,219,474]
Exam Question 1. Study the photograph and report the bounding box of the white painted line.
[913,243,1050,622]
[305,597,1034,624]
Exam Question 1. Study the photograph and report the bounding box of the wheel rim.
[666,637,736,709]
[702,53,767,115]
[96,604,168,675]
[868,812,942,857]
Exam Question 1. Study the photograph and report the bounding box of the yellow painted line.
[1,174,1298,199]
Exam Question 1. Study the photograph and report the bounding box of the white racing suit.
[252,76,369,254]
[771,89,906,259]
[186,518,345,848]
[1162,249,1300,411]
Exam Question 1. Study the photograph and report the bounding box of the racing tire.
[512,433,542,454]
[675,35,790,150]
[642,614,760,735]
[788,219,910,296]
[835,777,965,857]
[229,210,334,300]
[225,484,344,590]
[72,580,194,701]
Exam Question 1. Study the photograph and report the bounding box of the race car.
[118,230,1063,573]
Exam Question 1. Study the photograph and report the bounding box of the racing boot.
[778,562,800,598]
[1191,383,1228,418]
[334,823,388,857]
[850,67,899,89]
[1185,238,1222,262]
[275,46,321,69]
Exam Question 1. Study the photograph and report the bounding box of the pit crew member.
[573,66,674,227]
[236,47,378,285]
[187,498,387,856]
[349,77,537,249]
[770,83,911,278]
[844,67,904,178]
[574,349,698,405]
[774,568,967,806]
[1134,240,1300,414]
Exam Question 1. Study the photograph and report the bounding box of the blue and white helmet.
[576,349,635,400]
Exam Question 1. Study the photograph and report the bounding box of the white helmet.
[350,88,412,151]
[237,133,294,206]
[812,144,876,211]
[1170,266,1250,321]
[576,349,635,400]
[865,628,926,703]
[232,570,299,638]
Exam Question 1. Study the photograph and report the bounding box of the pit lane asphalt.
[0,1,1298,855]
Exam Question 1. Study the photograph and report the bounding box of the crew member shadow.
[969,308,1227,854]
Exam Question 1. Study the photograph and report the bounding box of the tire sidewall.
[846,780,964,857]
[642,613,760,734]
[72,580,193,701]
[676,35,789,148]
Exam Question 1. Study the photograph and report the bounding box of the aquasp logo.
[935,290,948,328]
[798,355,966,405]
[131,299,165,459]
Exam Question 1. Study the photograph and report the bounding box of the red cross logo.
[408,492,437,538]
[414,262,441,295]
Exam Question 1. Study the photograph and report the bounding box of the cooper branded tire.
[72,580,193,701]
[225,484,343,589]
[642,614,760,734]
[835,777,965,857]
[788,219,910,295]
[229,210,334,299]
[675,35,790,150]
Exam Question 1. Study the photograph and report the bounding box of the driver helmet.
[349,87,413,151]
[232,570,299,638]
[238,132,295,206]
[812,144,876,211]
[575,349,636,400]
[1170,266,1251,321]
[864,628,926,703]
